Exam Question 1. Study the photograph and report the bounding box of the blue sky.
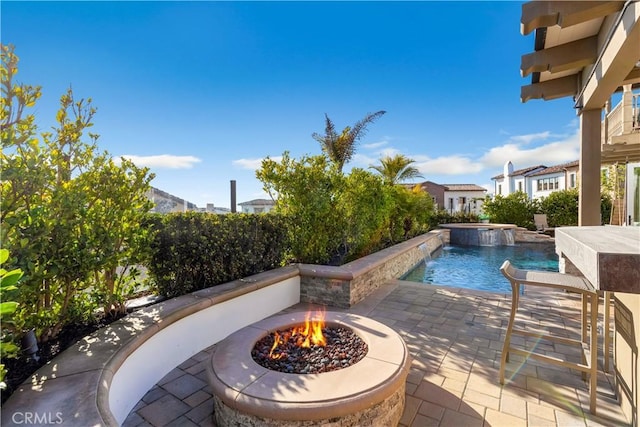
[3,1,583,208]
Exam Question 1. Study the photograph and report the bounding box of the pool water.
[401,243,559,293]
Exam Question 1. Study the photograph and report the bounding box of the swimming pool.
[401,243,559,293]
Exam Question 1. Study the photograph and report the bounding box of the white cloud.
[480,129,579,168]
[352,144,400,167]
[340,125,580,179]
[118,154,201,169]
[414,155,484,175]
[362,140,388,149]
[379,147,401,158]
[352,153,378,166]
[232,156,282,170]
[508,131,551,144]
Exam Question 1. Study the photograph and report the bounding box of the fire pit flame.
[268,310,326,359]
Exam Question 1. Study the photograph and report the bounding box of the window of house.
[254,207,264,213]
[518,182,523,192]
[537,177,560,191]
[498,184,502,194]
[570,173,576,188]
[448,198,454,212]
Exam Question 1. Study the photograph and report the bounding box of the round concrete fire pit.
[206,311,411,426]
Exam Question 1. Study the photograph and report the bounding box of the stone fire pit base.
[207,312,411,427]
[213,385,405,427]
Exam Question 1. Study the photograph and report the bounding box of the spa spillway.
[439,223,517,246]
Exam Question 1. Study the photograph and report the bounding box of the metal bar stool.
[499,260,599,415]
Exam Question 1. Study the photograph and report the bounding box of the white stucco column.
[578,108,602,226]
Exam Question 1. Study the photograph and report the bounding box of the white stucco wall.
[108,277,300,424]
[443,191,486,214]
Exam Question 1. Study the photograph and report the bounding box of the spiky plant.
[312,110,386,172]
[370,154,423,185]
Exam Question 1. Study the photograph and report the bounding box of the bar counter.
[555,226,640,294]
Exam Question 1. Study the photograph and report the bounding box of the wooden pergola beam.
[580,2,640,109]
[601,144,640,164]
[521,36,598,77]
[521,1,625,35]
[521,74,578,103]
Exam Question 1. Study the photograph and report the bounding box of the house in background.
[147,187,198,214]
[147,187,230,214]
[492,160,581,200]
[411,181,487,214]
[238,198,276,214]
[491,162,546,197]
[198,204,231,214]
[529,160,580,199]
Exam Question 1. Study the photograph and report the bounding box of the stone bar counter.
[555,226,640,293]
[555,225,640,422]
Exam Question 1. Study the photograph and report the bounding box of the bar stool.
[499,260,599,415]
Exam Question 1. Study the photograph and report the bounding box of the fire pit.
[206,311,411,426]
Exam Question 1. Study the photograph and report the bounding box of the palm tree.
[312,110,386,172]
[370,154,423,185]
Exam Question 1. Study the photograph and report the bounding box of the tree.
[312,110,386,171]
[256,151,433,265]
[257,152,346,264]
[1,44,154,341]
[369,154,423,185]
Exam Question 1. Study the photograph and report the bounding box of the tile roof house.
[238,198,276,214]
[492,160,580,200]
[411,181,487,214]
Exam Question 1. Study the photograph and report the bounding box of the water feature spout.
[502,229,515,246]
[478,229,498,246]
[439,223,517,247]
[418,243,432,264]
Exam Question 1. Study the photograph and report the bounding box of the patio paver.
[122,280,629,427]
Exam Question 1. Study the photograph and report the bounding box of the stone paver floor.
[123,280,629,427]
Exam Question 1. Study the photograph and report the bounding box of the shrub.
[538,189,578,227]
[147,213,289,298]
[600,193,613,225]
[0,250,22,390]
[256,152,432,265]
[387,185,434,243]
[428,209,480,229]
[482,192,539,230]
[1,45,154,341]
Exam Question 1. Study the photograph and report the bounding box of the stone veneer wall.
[298,231,445,308]
[212,383,405,427]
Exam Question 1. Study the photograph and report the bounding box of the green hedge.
[429,209,480,229]
[147,212,289,298]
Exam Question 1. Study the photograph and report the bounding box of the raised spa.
[206,311,411,426]
[439,223,517,246]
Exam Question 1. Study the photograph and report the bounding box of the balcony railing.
[603,91,640,145]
